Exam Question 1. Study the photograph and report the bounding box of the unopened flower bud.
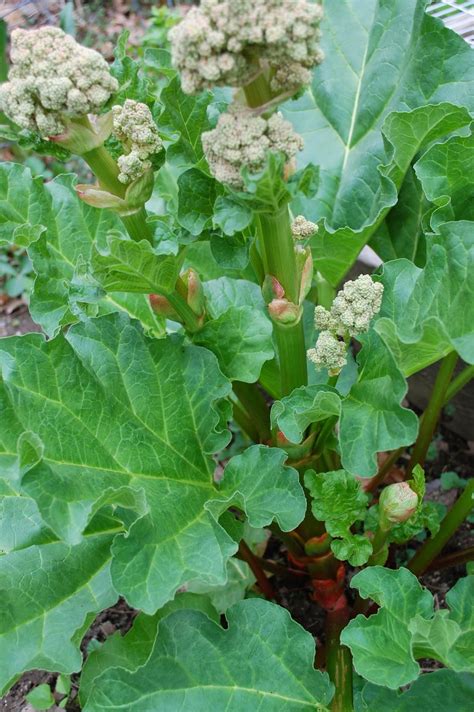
[379,482,418,529]
[182,268,205,318]
[262,275,285,303]
[268,298,302,325]
[298,251,313,304]
[149,294,181,321]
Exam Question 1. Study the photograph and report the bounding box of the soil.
[0,304,472,710]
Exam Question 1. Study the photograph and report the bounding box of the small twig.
[426,545,474,573]
[237,540,276,600]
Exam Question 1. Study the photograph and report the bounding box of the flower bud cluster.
[0,27,118,137]
[202,107,303,188]
[314,275,384,338]
[308,275,384,375]
[112,100,162,184]
[307,330,347,376]
[169,0,323,95]
[291,215,318,239]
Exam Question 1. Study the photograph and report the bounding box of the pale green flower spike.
[291,215,318,239]
[169,0,324,95]
[307,330,347,376]
[202,107,303,188]
[112,100,163,184]
[0,27,118,136]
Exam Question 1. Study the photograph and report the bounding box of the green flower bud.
[379,482,418,529]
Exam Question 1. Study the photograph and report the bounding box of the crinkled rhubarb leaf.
[90,231,180,294]
[0,314,304,613]
[358,670,474,712]
[79,592,218,707]
[284,0,474,284]
[370,167,428,265]
[0,534,116,695]
[340,330,418,475]
[177,168,222,235]
[0,164,165,336]
[280,331,417,476]
[194,305,274,382]
[414,131,474,230]
[341,567,474,689]
[375,221,474,375]
[305,469,371,566]
[203,277,264,318]
[82,599,334,712]
[271,385,341,444]
[158,76,215,171]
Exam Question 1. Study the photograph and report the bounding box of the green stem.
[408,480,474,576]
[407,351,458,476]
[257,209,307,396]
[243,71,274,108]
[82,142,155,245]
[443,364,474,405]
[315,271,336,310]
[366,525,390,567]
[82,143,125,196]
[325,607,354,712]
[233,381,271,442]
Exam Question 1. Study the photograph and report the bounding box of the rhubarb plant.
[0,2,473,710]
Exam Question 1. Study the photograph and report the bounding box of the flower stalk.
[407,350,458,475]
[408,479,474,576]
[257,208,308,395]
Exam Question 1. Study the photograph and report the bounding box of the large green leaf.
[158,76,213,171]
[340,330,418,476]
[0,534,116,695]
[0,163,165,336]
[79,592,218,707]
[341,567,474,689]
[0,314,305,613]
[375,221,474,375]
[284,0,474,284]
[196,277,273,382]
[370,167,428,265]
[272,331,417,476]
[357,670,474,712]
[194,306,274,382]
[414,130,474,229]
[271,384,341,444]
[91,231,180,294]
[82,599,334,711]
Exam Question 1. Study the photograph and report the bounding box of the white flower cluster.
[0,27,118,137]
[315,274,384,337]
[308,275,384,375]
[112,100,162,184]
[307,330,347,376]
[169,0,323,95]
[291,215,317,239]
[202,108,303,188]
